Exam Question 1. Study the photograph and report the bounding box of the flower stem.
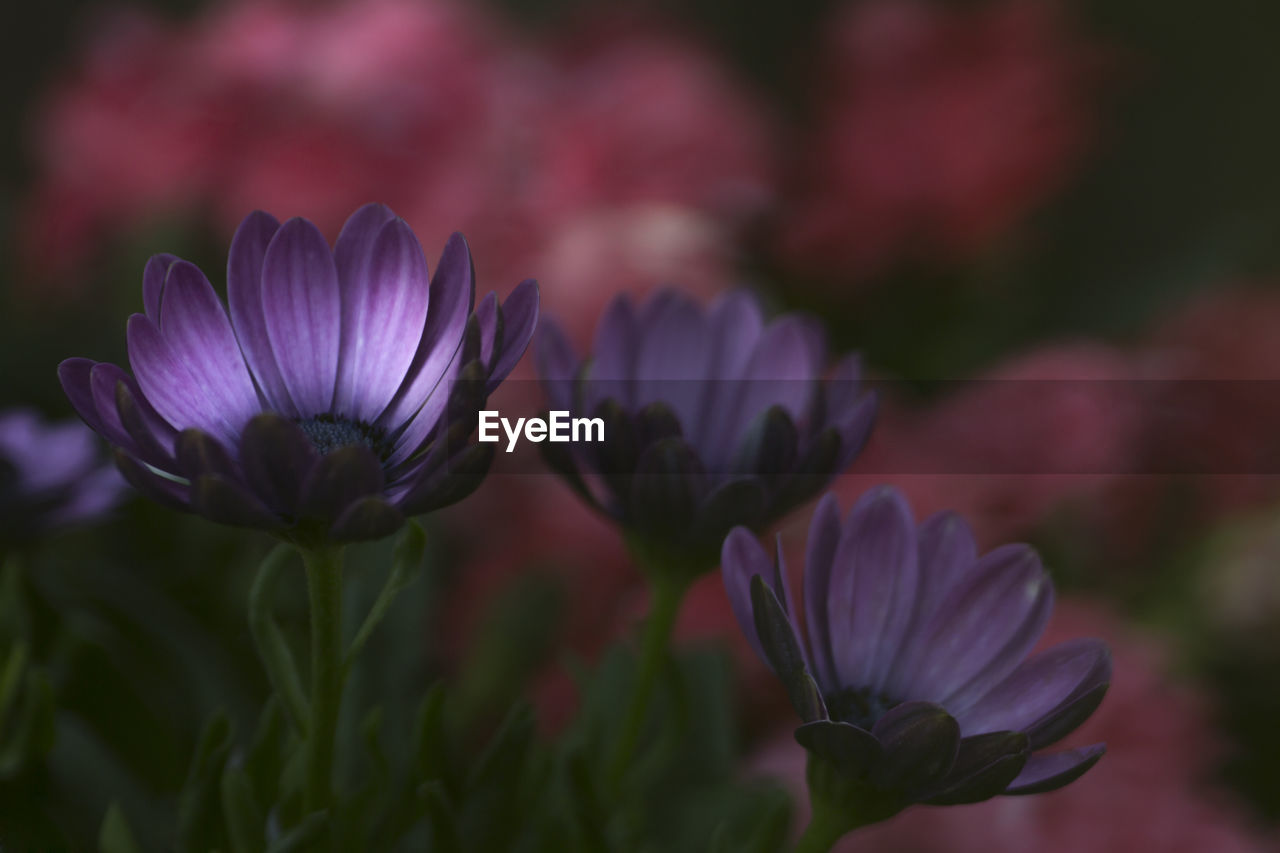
[605,573,686,791]
[302,545,344,814]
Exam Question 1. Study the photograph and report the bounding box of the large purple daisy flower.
[59,205,537,544]
[723,487,1108,819]
[0,408,124,542]
[537,290,876,574]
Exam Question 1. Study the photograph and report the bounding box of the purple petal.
[536,319,580,412]
[333,216,432,422]
[142,253,180,321]
[824,354,865,419]
[128,314,240,443]
[1004,744,1106,795]
[59,358,124,445]
[227,210,294,415]
[721,526,775,666]
[333,204,397,288]
[904,545,1054,708]
[882,511,978,700]
[113,374,178,468]
[585,294,640,410]
[471,292,499,368]
[956,638,1110,737]
[803,492,843,693]
[380,232,474,431]
[691,290,766,455]
[828,487,920,692]
[834,391,878,471]
[724,316,823,451]
[394,440,494,515]
[633,291,712,432]
[158,260,261,433]
[487,278,539,391]
[261,217,342,416]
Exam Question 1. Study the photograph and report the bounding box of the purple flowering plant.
[26,203,1111,851]
[59,204,537,546]
[724,488,1109,849]
[55,204,538,824]
[0,408,123,545]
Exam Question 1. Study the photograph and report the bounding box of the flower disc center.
[296,414,392,460]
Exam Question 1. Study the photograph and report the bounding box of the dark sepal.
[592,398,639,501]
[330,496,405,543]
[924,731,1030,805]
[634,401,683,446]
[869,702,961,793]
[771,427,841,519]
[298,445,385,522]
[1025,683,1110,751]
[239,413,319,518]
[750,575,826,722]
[175,429,238,481]
[629,437,704,541]
[794,720,882,777]
[398,441,495,515]
[731,405,799,480]
[539,439,606,516]
[689,477,767,548]
[191,474,279,529]
[1004,744,1106,796]
[114,451,190,511]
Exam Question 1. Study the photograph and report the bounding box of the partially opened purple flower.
[0,408,124,542]
[723,487,1108,826]
[537,290,876,575]
[59,204,537,544]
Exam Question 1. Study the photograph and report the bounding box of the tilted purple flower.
[722,487,1109,818]
[59,205,538,544]
[537,289,876,574]
[0,408,124,542]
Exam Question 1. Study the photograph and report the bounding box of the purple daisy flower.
[537,289,876,573]
[59,204,538,544]
[723,487,1108,821]
[0,408,124,541]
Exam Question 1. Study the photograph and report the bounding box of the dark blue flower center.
[826,687,897,730]
[296,415,392,461]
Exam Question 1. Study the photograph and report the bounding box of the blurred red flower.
[20,0,769,329]
[775,0,1105,283]
[836,343,1147,546]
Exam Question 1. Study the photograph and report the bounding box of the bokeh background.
[2,0,1280,849]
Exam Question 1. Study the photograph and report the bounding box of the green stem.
[249,546,310,734]
[302,545,344,814]
[605,574,686,790]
